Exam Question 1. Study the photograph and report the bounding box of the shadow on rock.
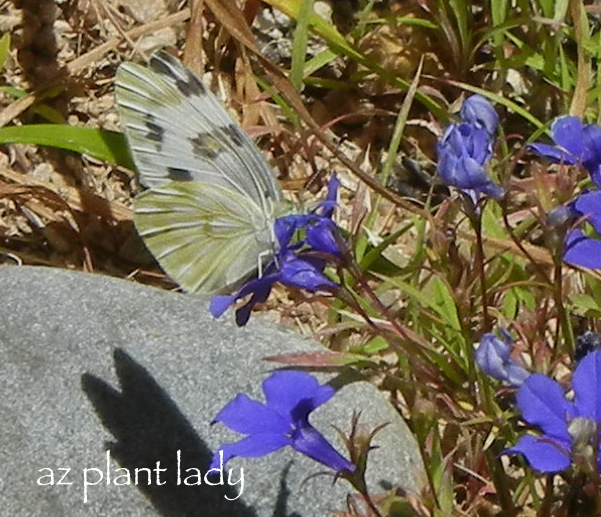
[81,348,257,517]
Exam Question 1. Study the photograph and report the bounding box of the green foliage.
[0,124,134,169]
[0,33,10,71]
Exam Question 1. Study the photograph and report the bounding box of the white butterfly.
[115,51,293,294]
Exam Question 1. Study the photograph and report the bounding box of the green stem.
[469,206,491,333]
[552,259,575,360]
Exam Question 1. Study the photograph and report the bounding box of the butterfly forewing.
[135,182,273,294]
[115,50,283,209]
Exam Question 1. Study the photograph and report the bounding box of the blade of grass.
[303,48,338,78]
[569,0,590,117]
[290,0,314,92]
[0,125,134,169]
[0,34,10,71]
[354,0,377,36]
[448,0,471,59]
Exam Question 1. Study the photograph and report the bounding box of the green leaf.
[0,124,134,169]
[358,336,390,355]
[431,276,461,331]
[569,293,601,317]
[481,201,505,238]
[303,48,338,78]
[0,34,10,71]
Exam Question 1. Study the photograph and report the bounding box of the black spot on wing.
[223,124,245,147]
[191,133,222,160]
[149,54,172,76]
[145,119,164,143]
[174,71,206,98]
[149,51,207,98]
[167,167,193,181]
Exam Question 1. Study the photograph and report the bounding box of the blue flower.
[563,190,601,269]
[504,350,601,473]
[460,94,499,137]
[437,95,504,203]
[209,370,356,474]
[437,123,504,202]
[210,177,342,325]
[530,116,601,188]
[210,250,338,326]
[475,331,530,386]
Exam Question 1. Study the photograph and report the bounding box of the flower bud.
[460,94,499,136]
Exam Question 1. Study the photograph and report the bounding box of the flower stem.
[552,260,575,360]
[469,207,491,333]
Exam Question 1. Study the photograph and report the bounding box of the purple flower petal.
[306,219,342,257]
[479,181,505,200]
[460,94,499,136]
[528,143,577,164]
[291,425,356,473]
[504,363,531,386]
[215,274,278,326]
[476,333,510,366]
[475,333,529,386]
[573,350,601,421]
[263,371,335,420]
[564,229,601,269]
[209,432,291,470]
[235,283,273,326]
[531,116,601,188]
[275,214,313,249]
[589,163,601,190]
[517,374,574,442]
[318,175,340,218]
[551,116,586,158]
[210,295,237,318]
[571,190,601,234]
[505,434,571,473]
[212,394,290,435]
[279,255,337,292]
[582,124,601,166]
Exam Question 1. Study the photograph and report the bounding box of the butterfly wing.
[115,51,287,293]
[135,181,273,294]
[115,50,284,207]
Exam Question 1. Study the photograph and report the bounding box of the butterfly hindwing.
[134,181,273,294]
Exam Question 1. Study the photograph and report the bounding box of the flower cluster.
[211,177,342,325]
[531,117,601,269]
[210,370,356,474]
[437,94,504,204]
[505,349,601,473]
[475,330,530,387]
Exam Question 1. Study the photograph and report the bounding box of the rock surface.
[0,266,424,516]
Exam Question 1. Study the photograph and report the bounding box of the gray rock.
[0,266,424,516]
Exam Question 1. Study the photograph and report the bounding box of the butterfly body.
[115,51,292,294]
